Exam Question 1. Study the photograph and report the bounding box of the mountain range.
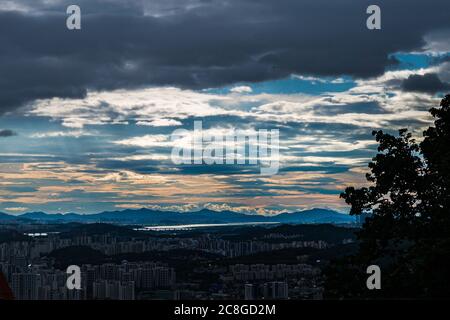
[0,208,355,225]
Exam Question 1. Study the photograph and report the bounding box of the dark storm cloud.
[313,102,389,116]
[0,0,449,113]
[401,73,450,94]
[0,129,17,137]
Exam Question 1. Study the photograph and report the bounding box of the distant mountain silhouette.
[275,209,354,224]
[0,212,30,222]
[0,212,17,220]
[0,208,354,225]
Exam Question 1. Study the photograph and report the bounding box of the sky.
[0,0,449,215]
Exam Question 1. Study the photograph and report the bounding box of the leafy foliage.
[324,95,450,299]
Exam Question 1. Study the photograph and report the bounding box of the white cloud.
[230,86,253,94]
[114,134,170,148]
[28,71,439,131]
[291,137,377,152]
[30,130,95,138]
[4,207,28,212]
[0,1,30,12]
[136,118,182,127]
[29,87,231,128]
[292,75,348,84]
[27,66,444,174]
[108,154,170,161]
[97,170,169,183]
[297,156,370,166]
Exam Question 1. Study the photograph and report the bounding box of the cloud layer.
[1,0,449,113]
[0,1,449,214]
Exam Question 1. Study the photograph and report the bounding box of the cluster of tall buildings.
[92,280,135,300]
[197,236,329,257]
[228,264,320,281]
[1,255,175,300]
[244,282,289,300]
[0,228,333,300]
[10,268,83,300]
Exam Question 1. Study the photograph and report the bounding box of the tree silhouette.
[324,94,450,299]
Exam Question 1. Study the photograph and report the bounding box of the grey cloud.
[0,129,17,137]
[313,102,390,116]
[0,0,449,113]
[437,61,450,83]
[401,73,450,94]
